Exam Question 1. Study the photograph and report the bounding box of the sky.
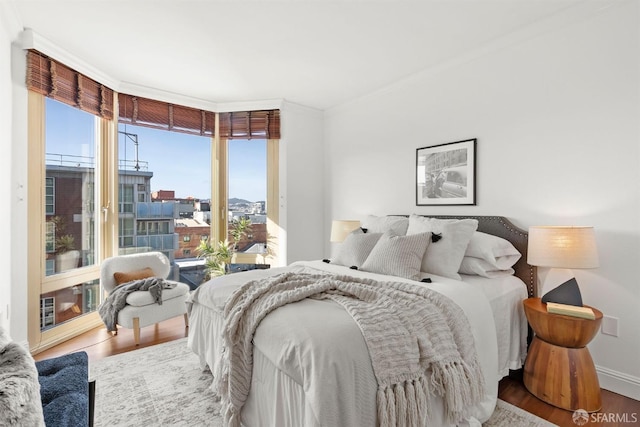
[46,98,267,202]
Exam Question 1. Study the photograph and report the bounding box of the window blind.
[118,93,216,137]
[219,110,281,140]
[26,50,114,119]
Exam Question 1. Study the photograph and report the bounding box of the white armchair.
[100,251,190,345]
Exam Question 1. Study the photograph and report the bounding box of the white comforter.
[187,260,500,426]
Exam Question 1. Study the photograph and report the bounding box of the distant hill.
[229,198,252,204]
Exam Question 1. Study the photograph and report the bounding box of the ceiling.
[10,0,584,111]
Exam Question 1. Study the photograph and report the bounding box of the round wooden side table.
[522,297,603,412]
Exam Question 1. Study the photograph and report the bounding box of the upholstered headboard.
[418,215,537,297]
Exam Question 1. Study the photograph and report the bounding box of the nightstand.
[522,297,603,412]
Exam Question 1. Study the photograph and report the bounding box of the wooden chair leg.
[133,317,140,346]
[184,313,189,328]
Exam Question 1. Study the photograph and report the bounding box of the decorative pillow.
[332,230,383,268]
[113,267,156,285]
[360,231,431,281]
[406,215,478,280]
[458,257,515,278]
[361,215,409,235]
[463,231,521,270]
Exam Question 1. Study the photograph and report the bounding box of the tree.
[196,217,253,280]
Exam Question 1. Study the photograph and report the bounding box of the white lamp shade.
[330,220,360,243]
[527,226,599,268]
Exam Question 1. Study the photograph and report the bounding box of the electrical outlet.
[601,315,619,337]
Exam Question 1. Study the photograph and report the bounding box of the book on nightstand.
[546,302,596,320]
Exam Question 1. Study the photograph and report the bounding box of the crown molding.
[217,99,285,113]
[19,28,283,113]
[20,28,120,90]
[118,81,220,112]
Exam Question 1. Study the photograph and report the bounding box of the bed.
[187,215,535,427]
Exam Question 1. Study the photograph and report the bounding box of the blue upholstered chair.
[36,351,94,427]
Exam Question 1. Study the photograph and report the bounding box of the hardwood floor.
[34,317,640,427]
[499,372,640,427]
[33,316,190,363]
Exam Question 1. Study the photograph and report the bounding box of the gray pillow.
[360,231,431,280]
[406,215,478,280]
[332,230,383,268]
[361,215,409,235]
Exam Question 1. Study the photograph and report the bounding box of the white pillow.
[463,231,521,270]
[361,215,409,236]
[332,230,383,268]
[406,215,478,280]
[459,257,515,278]
[360,231,431,281]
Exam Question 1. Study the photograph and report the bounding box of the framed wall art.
[416,138,476,206]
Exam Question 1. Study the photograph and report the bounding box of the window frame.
[28,83,281,354]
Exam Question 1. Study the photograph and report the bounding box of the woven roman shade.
[26,50,114,119]
[219,110,281,140]
[118,93,216,137]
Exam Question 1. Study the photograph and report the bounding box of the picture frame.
[416,138,476,206]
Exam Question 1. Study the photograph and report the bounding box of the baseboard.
[30,316,104,355]
[597,365,640,401]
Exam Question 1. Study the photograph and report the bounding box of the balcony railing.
[46,153,149,172]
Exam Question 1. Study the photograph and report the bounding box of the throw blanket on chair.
[216,272,485,427]
[98,277,176,332]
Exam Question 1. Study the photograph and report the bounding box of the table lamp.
[330,220,361,243]
[527,226,599,307]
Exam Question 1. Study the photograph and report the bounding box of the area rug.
[89,338,557,427]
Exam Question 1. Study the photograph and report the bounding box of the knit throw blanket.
[215,272,485,427]
[98,277,176,332]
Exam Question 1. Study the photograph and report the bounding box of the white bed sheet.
[460,274,528,378]
[187,261,528,427]
[424,272,529,379]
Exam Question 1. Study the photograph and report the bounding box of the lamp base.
[541,277,583,307]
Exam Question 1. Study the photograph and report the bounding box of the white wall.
[325,2,640,399]
[280,101,326,264]
[0,1,22,336]
[0,7,12,333]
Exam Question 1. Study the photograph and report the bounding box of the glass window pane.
[40,279,100,331]
[117,124,210,276]
[228,139,267,255]
[44,99,97,276]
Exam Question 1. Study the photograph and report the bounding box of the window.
[45,221,55,253]
[45,177,55,215]
[26,95,104,342]
[117,123,210,266]
[119,217,135,247]
[27,50,280,351]
[119,184,134,213]
[228,139,267,255]
[183,235,191,242]
[44,99,98,278]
